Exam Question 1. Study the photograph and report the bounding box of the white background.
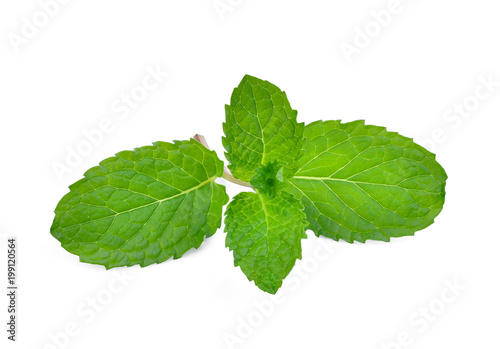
[1,1,499,348]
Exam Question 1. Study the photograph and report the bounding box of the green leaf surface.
[51,139,228,268]
[225,192,308,294]
[249,160,287,198]
[222,75,305,182]
[286,120,447,243]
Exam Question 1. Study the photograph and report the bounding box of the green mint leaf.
[249,160,287,198]
[225,191,308,294]
[222,75,305,182]
[286,120,447,243]
[51,139,229,268]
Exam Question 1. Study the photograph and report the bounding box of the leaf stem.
[222,170,253,188]
[193,134,253,189]
[193,134,210,149]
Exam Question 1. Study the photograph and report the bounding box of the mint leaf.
[286,120,447,243]
[249,160,286,198]
[222,75,305,182]
[51,139,229,268]
[225,192,308,294]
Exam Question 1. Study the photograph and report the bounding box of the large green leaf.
[225,192,308,294]
[286,120,447,243]
[51,139,228,268]
[222,75,305,182]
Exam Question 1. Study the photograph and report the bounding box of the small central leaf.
[250,160,286,198]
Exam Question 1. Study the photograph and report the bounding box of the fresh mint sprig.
[51,75,447,294]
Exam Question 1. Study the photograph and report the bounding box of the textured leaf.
[222,75,305,182]
[225,192,308,294]
[51,139,228,268]
[286,120,447,243]
[249,160,287,198]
